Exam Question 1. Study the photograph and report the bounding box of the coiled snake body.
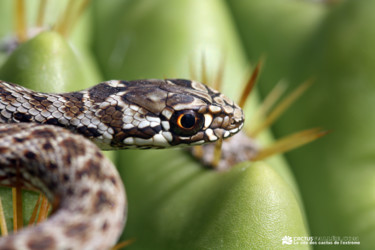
[0,79,244,249]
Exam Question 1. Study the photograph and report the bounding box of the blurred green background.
[0,0,373,249]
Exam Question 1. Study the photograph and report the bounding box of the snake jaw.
[206,110,244,142]
[202,100,245,140]
[226,110,245,135]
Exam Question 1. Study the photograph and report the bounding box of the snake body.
[0,79,244,249]
[0,123,125,250]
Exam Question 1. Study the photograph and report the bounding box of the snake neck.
[0,81,126,149]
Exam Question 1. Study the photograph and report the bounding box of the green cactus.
[2,0,369,249]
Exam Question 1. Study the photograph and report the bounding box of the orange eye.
[170,110,204,136]
[177,113,196,129]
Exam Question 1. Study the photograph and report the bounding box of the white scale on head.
[205,128,218,141]
[203,113,213,130]
[122,105,171,146]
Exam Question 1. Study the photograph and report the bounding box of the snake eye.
[170,110,205,136]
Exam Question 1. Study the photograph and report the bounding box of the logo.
[282,236,293,245]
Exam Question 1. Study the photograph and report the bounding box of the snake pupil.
[180,114,196,128]
[169,110,205,137]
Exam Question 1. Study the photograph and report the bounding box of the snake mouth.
[208,113,244,142]
[216,106,245,139]
[227,118,244,133]
[224,120,245,138]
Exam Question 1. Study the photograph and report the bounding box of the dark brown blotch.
[87,127,101,137]
[24,151,37,160]
[88,82,126,103]
[62,155,71,166]
[119,127,152,140]
[76,159,103,181]
[60,138,86,156]
[101,221,109,232]
[41,99,52,107]
[44,118,63,127]
[106,106,116,115]
[167,79,193,88]
[31,128,55,139]
[79,188,90,198]
[62,92,84,102]
[32,95,47,102]
[13,112,32,122]
[66,186,74,196]
[94,190,114,213]
[0,126,20,135]
[47,162,57,170]
[112,110,123,119]
[13,137,25,143]
[101,115,112,123]
[70,106,79,114]
[0,147,9,154]
[141,126,159,136]
[109,176,117,186]
[76,126,101,138]
[95,151,104,159]
[110,119,122,128]
[27,235,56,250]
[0,85,13,96]
[42,142,53,151]
[65,101,74,108]
[65,111,74,118]
[166,93,195,107]
[62,173,70,182]
[64,222,90,238]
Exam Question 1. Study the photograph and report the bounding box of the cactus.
[1,0,368,249]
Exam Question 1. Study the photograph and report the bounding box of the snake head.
[111,79,244,149]
[162,79,244,146]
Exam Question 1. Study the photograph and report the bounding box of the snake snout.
[230,105,245,126]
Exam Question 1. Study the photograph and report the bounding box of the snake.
[0,78,244,249]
